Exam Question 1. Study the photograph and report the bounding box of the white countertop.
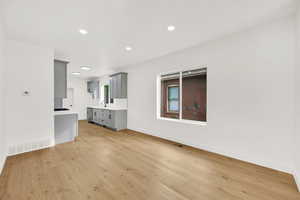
[54,110,79,116]
[87,105,127,110]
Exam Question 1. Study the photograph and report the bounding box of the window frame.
[157,67,207,125]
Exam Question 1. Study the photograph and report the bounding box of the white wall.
[0,20,7,174]
[5,40,54,154]
[67,77,89,120]
[294,6,300,190]
[125,17,295,173]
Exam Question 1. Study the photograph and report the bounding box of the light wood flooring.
[0,120,299,200]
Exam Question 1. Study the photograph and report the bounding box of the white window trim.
[157,117,207,126]
[179,71,182,119]
[157,67,207,125]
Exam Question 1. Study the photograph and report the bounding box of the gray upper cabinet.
[87,80,98,93]
[110,72,127,98]
[54,60,68,98]
[109,79,113,99]
[87,80,100,99]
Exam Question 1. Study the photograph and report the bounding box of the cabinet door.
[112,110,127,130]
[109,79,113,99]
[92,109,97,123]
[114,77,117,98]
[101,110,105,125]
[95,109,98,123]
[54,60,67,98]
[87,81,100,99]
[120,73,127,98]
[117,74,123,98]
[105,110,111,127]
[111,73,127,99]
[102,110,107,126]
[110,78,115,98]
[96,109,102,124]
[110,78,114,98]
[87,108,93,121]
[110,73,127,99]
[113,77,117,98]
[111,74,121,98]
[115,75,120,98]
[106,110,113,128]
[94,81,100,99]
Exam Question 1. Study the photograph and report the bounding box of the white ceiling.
[0,0,297,78]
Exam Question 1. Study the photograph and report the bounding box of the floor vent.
[8,138,52,156]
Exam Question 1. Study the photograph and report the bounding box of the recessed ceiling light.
[80,66,91,71]
[72,72,81,76]
[79,29,88,35]
[125,46,132,51]
[167,25,176,32]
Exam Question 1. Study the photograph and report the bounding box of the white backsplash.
[88,97,100,106]
[110,98,127,108]
[88,93,127,109]
[98,98,127,109]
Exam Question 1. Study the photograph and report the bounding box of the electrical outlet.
[23,91,30,96]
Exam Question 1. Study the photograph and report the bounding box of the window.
[161,72,180,119]
[159,68,207,122]
[100,84,113,104]
[167,85,179,112]
[104,85,109,104]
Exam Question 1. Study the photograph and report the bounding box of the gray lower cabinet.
[87,108,93,121]
[96,109,102,125]
[111,110,127,131]
[87,108,127,131]
[99,109,106,125]
[105,110,113,127]
[92,109,98,123]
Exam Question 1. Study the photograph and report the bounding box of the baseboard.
[0,155,7,175]
[295,173,300,192]
[8,137,54,156]
[129,127,293,174]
